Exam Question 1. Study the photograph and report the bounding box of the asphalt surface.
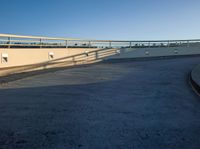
[0,56,200,149]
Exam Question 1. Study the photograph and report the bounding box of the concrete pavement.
[0,56,200,149]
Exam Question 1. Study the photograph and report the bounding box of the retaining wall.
[0,48,118,76]
[1,45,200,76]
[107,46,200,59]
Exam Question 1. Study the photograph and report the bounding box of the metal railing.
[0,34,200,49]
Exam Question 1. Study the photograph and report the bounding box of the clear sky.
[1,0,200,40]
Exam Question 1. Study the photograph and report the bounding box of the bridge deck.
[0,57,200,149]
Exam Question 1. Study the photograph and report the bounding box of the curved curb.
[190,65,200,96]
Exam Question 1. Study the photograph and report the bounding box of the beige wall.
[107,46,200,59]
[1,46,200,77]
[0,48,100,68]
[0,48,118,76]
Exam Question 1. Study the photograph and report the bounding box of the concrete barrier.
[0,48,118,76]
[107,46,200,60]
[190,64,200,95]
[1,45,200,77]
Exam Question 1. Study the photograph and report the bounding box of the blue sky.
[1,0,200,40]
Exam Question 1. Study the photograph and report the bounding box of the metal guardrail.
[0,34,200,49]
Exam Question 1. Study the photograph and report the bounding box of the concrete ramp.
[0,56,200,149]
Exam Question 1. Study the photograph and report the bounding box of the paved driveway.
[0,56,200,149]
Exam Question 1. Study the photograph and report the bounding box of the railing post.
[89,41,91,48]
[40,39,42,48]
[109,41,112,48]
[187,41,190,47]
[8,37,11,48]
[130,42,132,48]
[95,51,98,59]
[65,40,68,48]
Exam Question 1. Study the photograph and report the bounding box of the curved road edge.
[190,64,200,96]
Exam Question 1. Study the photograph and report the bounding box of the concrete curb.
[190,64,200,96]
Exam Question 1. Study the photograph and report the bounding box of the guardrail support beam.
[8,37,11,48]
[109,42,112,48]
[89,41,91,48]
[187,41,190,47]
[39,39,42,48]
[66,40,68,48]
